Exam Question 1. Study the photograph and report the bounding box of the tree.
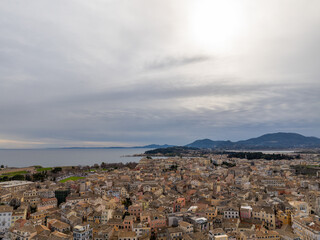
[12,174,25,181]
[9,198,21,210]
[25,175,32,181]
[101,162,107,168]
[170,164,178,171]
[93,163,100,169]
[30,205,37,213]
[122,211,130,219]
[122,198,132,209]
[51,167,62,173]
[32,172,47,182]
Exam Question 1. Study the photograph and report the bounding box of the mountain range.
[50,132,320,150]
[185,132,320,149]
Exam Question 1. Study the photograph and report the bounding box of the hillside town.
[0,153,320,240]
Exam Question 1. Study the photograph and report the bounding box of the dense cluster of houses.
[0,153,320,239]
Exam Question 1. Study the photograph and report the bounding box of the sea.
[0,148,151,168]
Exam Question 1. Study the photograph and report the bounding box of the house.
[167,227,183,240]
[38,197,58,211]
[0,205,13,233]
[47,219,71,233]
[209,229,228,240]
[118,230,137,240]
[252,206,276,229]
[73,224,93,240]
[240,206,252,219]
[178,221,193,234]
[224,207,239,219]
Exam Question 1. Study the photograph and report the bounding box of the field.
[1,170,28,177]
[36,167,53,172]
[59,176,85,183]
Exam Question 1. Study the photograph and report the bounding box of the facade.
[9,225,37,240]
[0,181,34,193]
[0,205,13,233]
[179,221,193,234]
[252,207,276,229]
[73,224,93,240]
[118,230,137,240]
[11,207,27,226]
[38,197,58,211]
[224,208,239,219]
[292,216,320,240]
[128,204,142,218]
[240,206,252,219]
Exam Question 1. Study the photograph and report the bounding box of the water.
[0,148,150,168]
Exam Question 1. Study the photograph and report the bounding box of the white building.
[0,181,34,192]
[73,224,92,240]
[224,208,239,219]
[0,205,13,233]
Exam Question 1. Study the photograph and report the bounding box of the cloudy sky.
[0,0,319,148]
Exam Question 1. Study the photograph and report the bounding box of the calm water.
[0,148,150,168]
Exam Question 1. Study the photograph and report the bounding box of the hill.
[185,132,320,149]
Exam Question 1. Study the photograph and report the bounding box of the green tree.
[12,174,25,181]
[122,198,132,209]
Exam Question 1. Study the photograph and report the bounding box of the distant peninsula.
[143,132,320,156]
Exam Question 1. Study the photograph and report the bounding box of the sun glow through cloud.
[188,0,245,53]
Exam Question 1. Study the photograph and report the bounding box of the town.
[0,152,320,240]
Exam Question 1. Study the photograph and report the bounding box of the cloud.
[0,0,319,148]
[145,55,211,70]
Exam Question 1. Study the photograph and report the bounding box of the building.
[179,221,193,234]
[240,206,252,219]
[128,204,142,218]
[252,206,276,229]
[167,227,183,240]
[209,229,228,240]
[48,219,71,234]
[11,207,27,226]
[0,205,13,233]
[73,224,93,240]
[292,216,320,240]
[224,208,239,219]
[0,181,34,192]
[9,223,37,240]
[118,230,137,240]
[255,229,280,240]
[38,197,58,211]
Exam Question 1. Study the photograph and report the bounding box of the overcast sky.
[0,0,319,148]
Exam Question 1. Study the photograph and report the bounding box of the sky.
[0,0,319,148]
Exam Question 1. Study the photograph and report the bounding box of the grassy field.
[59,176,85,183]
[1,171,29,177]
[36,167,53,172]
[86,168,109,172]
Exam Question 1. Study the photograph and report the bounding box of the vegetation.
[51,167,62,173]
[222,161,236,168]
[59,176,85,183]
[170,164,178,170]
[145,146,199,156]
[36,167,52,172]
[227,152,300,160]
[122,198,132,209]
[1,170,28,177]
[0,171,47,182]
[32,172,47,182]
[99,162,138,170]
